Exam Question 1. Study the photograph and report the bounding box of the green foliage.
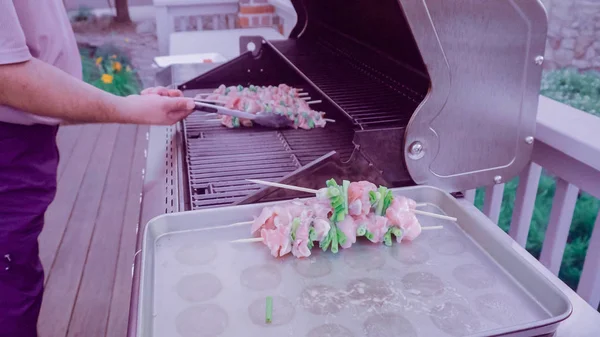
[473,68,600,293]
[474,174,599,290]
[79,43,140,97]
[540,68,600,117]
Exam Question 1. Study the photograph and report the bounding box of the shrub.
[540,68,600,117]
[79,43,141,96]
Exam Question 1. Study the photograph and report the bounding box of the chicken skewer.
[245,179,457,222]
[231,224,444,244]
[230,179,452,258]
[197,84,332,129]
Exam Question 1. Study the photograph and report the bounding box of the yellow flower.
[113,61,122,72]
[101,73,114,84]
[95,57,103,65]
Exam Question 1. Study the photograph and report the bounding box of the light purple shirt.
[0,0,82,125]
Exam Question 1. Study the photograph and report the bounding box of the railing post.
[539,179,580,275]
[577,210,600,309]
[463,189,476,203]
[509,162,542,247]
[483,184,505,224]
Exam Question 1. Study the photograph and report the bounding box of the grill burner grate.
[183,112,355,210]
[271,28,428,129]
[180,27,429,210]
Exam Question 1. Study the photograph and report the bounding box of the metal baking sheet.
[137,185,571,337]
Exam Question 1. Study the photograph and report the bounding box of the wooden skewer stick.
[306,100,322,105]
[246,179,457,221]
[229,220,253,227]
[298,92,309,96]
[246,179,318,194]
[413,210,457,221]
[231,237,264,243]
[421,225,444,230]
[324,118,336,123]
[230,225,444,243]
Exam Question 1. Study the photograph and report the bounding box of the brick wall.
[238,0,284,33]
[238,0,275,28]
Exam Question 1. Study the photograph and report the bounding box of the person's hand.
[140,86,185,97]
[116,87,195,125]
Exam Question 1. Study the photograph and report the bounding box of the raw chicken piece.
[385,197,421,241]
[347,181,377,217]
[311,218,331,242]
[336,216,357,249]
[366,214,390,243]
[250,205,293,235]
[260,225,292,257]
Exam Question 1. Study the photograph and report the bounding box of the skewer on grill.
[245,179,457,222]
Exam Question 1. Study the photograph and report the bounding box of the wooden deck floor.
[37,123,148,337]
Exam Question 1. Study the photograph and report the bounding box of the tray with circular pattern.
[137,185,571,337]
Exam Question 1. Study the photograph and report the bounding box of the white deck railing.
[464,96,600,309]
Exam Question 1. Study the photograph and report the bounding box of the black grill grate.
[181,27,428,210]
[183,112,355,210]
[271,29,427,129]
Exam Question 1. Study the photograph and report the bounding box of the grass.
[79,43,141,96]
[473,68,600,293]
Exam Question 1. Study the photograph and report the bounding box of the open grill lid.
[176,0,548,208]
[289,0,548,191]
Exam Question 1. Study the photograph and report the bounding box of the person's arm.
[0,58,194,125]
[0,2,193,125]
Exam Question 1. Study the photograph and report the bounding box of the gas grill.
[132,1,556,336]
[151,0,548,212]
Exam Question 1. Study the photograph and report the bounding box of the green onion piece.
[365,231,375,242]
[265,296,273,323]
[233,117,240,128]
[342,180,350,216]
[290,218,300,240]
[369,191,377,205]
[308,119,315,128]
[375,187,387,215]
[328,187,340,197]
[384,232,393,247]
[337,227,347,245]
[336,211,345,222]
[326,179,338,188]
[382,190,394,214]
[320,233,332,251]
[237,85,243,91]
[224,88,230,95]
[309,227,317,241]
[331,198,343,209]
[307,240,314,249]
[391,228,403,241]
[331,226,339,253]
[356,225,367,236]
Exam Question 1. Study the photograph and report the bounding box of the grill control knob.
[408,141,425,160]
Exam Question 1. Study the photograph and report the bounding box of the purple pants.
[0,122,59,337]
